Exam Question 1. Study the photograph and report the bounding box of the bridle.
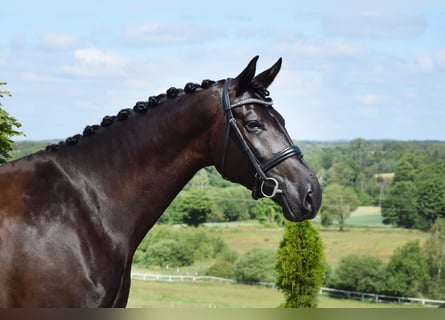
[220,78,304,199]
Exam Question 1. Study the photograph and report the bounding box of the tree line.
[11,137,445,230]
[158,138,445,230]
[381,153,445,230]
[303,139,445,231]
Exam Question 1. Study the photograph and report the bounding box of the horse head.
[211,56,322,222]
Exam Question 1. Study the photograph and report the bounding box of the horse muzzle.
[273,179,322,222]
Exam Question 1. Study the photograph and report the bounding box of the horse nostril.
[303,190,314,212]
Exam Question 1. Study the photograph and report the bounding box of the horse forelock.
[45,79,219,152]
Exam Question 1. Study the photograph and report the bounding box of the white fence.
[318,287,445,307]
[131,272,235,284]
[131,272,445,307]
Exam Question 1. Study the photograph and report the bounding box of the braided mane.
[45,79,217,151]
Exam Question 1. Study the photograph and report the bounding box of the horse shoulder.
[0,157,125,306]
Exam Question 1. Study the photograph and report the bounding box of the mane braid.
[45,79,217,152]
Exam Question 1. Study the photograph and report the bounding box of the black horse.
[0,56,321,307]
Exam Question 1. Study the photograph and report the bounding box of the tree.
[141,239,195,268]
[320,183,359,231]
[415,160,445,230]
[0,82,23,163]
[382,160,445,230]
[375,173,393,207]
[235,248,276,283]
[251,198,284,226]
[381,181,418,228]
[425,218,445,299]
[177,188,214,227]
[327,162,357,188]
[187,168,209,189]
[383,241,430,297]
[275,221,325,308]
[393,153,425,183]
[133,225,232,268]
[206,260,236,279]
[349,138,375,196]
[349,138,371,171]
[213,186,253,222]
[332,255,385,293]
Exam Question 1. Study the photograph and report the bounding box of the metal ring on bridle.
[260,177,283,198]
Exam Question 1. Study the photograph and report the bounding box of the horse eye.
[245,120,264,132]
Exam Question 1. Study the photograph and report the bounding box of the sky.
[1,1,445,141]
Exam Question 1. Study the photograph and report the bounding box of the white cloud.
[407,48,445,74]
[357,106,380,120]
[74,48,128,67]
[0,50,10,66]
[39,32,79,50]
[118,22,223,46]
[277,39,366,74]
[57,48,129,77]
[434,48,445,69]
[281,39,364,60]
[414,54,435,73]
[323,12,427,39]
[19,71,62,83]
[354,94,387,106]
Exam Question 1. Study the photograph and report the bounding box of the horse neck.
[55,90,220,251]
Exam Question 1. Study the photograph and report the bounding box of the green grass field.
[128,207,430,307]
[206,207,427,268]
[127,280,419,308]
[312,206,387,227]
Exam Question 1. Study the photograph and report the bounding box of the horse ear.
[232,56,259,96]
[253,57,282,88]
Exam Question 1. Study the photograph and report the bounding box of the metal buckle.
[260,177,283,198]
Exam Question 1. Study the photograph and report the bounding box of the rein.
[220,78,303,199]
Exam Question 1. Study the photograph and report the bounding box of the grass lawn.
[127,280,281,308]
[318,227,427,267]
[127,280,419,308]
[343,206,386,227]
[217,226,427,268]
[206,209,427,268]
[312,206,386,227]
[209,222,284,255]
[314,206,428,267]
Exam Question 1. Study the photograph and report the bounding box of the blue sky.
[1,1,444,141]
